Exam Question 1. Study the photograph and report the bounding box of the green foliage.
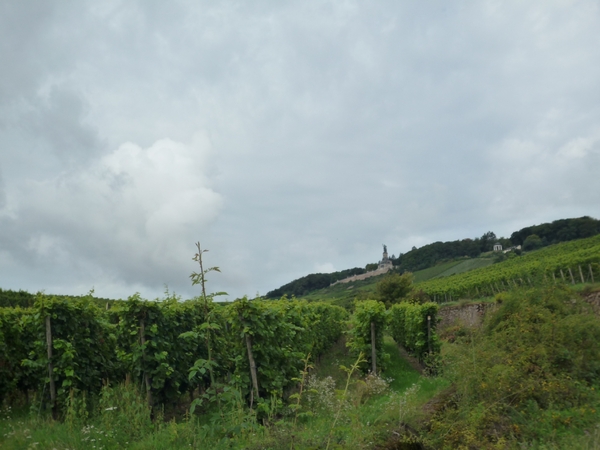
[365,263,378,271]
[113,294,214,405]
[375,272,413,307]
[23,294,116,406]
[388,302,440,362]
[418,234,600,299]
[427,286,600,448]
[523,233,543,251]
[479,231,498,252]
[0,307,36,403]
[346,300,389,372]
[98,382,153,444]
[227,298,347,399]
[264,267,367,298]
[0,288,36,308]
[510,216,600,247]
[392,237,483,273]
[0,287,118,309]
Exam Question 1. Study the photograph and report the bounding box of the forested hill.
[0,288,118,308]
[392,216,599,273]
[509,216,600,246]
[266,216,600,299]
[264,267,366,299]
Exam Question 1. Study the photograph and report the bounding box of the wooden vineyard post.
[590,264,595,283]
[560,269,565,282]
[427,315,432,354]
[568,268,575,285]
[245,333,260,406]
[579,265,585,284]
[45,315,57,419]
[552,272,556,283]
[139,319,152,406]
[370,321,377,375]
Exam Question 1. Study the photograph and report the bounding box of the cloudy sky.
[1,1,599,301]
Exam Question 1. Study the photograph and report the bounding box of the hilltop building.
[378,244,394,270]
[332,245,394,286]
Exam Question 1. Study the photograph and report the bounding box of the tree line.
[265,267,366,299]
[392,216,599,273]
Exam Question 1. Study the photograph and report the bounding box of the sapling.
[289,353,313,450]
[326,352,366,450]
[188,242,227,410]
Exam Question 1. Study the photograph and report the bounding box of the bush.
[346,300,389,373]
[376,273,413,307]
[427,286,600,448]
[388,302,440,362]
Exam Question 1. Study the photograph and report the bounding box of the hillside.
[419,233,600,300]
[267,216,600,301]
[296,233,600,307]
[298,256,495,307]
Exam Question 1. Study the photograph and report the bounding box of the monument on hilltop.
[331,244,395,286]
[378,244,393,271]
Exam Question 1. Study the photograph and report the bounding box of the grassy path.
[0,337,447,450]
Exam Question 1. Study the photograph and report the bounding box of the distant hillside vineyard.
[266,216,600,299]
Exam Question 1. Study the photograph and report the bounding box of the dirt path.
[395,344,425,374]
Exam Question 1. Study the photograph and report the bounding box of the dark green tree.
[480,231,497,252]
[523,234,543,251]
[376,272,413,308]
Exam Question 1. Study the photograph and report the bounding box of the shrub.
[427,286,600,448]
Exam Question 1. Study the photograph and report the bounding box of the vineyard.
[0,294,357,413]
[2,235,600,447]
[417,234,600,300]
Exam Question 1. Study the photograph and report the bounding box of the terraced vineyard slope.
[419,234,600,300]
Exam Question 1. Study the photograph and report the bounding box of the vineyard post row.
[0,294,349,412]
[346,300,442,372]
[417,234,600,302]
[424,262,600,303]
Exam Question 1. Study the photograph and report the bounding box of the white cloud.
[315,262,336,274]
[558,137,596,160]
[2,1,600,299]
[5,134,221,297]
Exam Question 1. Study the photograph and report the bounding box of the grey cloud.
[0,169,4,205]
[23,88,103,164]
[1,1,599,299]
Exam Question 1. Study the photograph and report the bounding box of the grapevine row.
[0,294,347,411]
[417,235,600,300]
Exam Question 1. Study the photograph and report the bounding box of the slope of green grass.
[297,257,494,304]
[412,260,462,282]
[0,335,447,450]
[419,234,600,299]
[433,257,494,278]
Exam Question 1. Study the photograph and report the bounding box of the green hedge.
[389,301,440,362]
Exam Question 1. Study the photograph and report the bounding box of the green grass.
[297,257,495,305]
[0,336,448,449]
[412,260,463,282]
[433,257,494,278]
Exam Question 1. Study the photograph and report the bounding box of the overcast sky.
[1,1,599,301]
